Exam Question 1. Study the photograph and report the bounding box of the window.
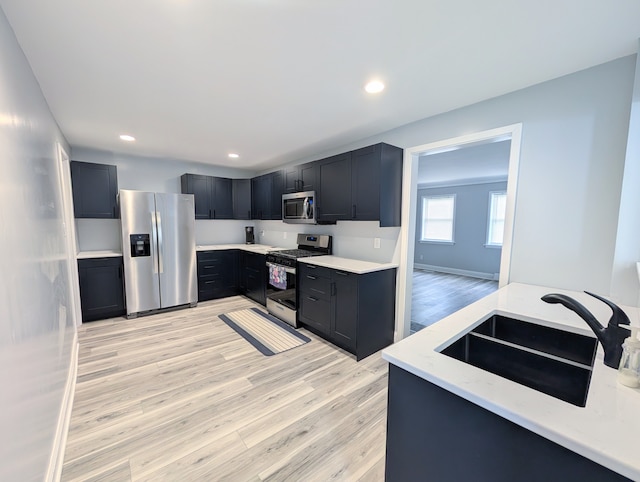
[487,191,507,247]
[421,195,455,242]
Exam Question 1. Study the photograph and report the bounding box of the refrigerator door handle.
[151,211,159,274]
[156,211,164,274]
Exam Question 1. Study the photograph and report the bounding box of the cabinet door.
[283,166,300,194]
[269,170,284,220]
[212,177,233,219]
[331,269,357,350]
[251,175,270,220]
[351,145,380,221]
[317,153,352,222]
[78,257,125,322]
[181,174,212,219]
[232,179,252,220]
[71,161,119,218]
[243,252,266,305]
[300,162,318,192]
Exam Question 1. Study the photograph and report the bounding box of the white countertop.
[77,250,122,259]
[297,255,398,274]
[382,282,640,480]
[196,244,282,255]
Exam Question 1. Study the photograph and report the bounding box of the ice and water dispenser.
[130,234,151,257]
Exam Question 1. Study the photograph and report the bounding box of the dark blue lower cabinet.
[78,257,126,322]
[384,365,630,482]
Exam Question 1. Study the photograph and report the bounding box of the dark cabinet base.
[78,257,126,322]
[385,365,630,482]
[298,264,396,361]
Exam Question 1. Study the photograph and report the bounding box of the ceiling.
[2,1,640,171]
[418,139,511,186]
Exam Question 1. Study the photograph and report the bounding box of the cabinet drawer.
[298,262,331,279]
[197,250,225,261]
[198,260,222,276]
[198,275,220,290]
[299,273,331,300]
[299,294,331,335]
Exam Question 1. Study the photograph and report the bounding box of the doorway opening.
[395,124,522,340]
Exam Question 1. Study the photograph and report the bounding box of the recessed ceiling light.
[364,80,385,94]
[119,134,135,142]
[228,153,239,159]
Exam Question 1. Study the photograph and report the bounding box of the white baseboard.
[413,263,499,281]
[46,333,78,482]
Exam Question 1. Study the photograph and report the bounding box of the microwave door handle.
[303,197,309,219]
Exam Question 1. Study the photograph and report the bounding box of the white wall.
[611,41,640,306]
[277,56,636,297]
[0,6,76,481]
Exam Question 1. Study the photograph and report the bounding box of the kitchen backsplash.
[76,218,399,264]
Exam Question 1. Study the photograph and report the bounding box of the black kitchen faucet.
[541,291,631,368]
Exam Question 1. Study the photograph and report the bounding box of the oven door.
[266,262,298,326]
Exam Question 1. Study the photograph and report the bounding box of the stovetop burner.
[266,234,332,268]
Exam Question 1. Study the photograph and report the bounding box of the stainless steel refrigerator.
[119,190,197,318]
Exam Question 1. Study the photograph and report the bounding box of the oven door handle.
[266,262,296,275]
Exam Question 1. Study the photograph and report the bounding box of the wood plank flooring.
[62,296,388,481]
[411,269,498,333]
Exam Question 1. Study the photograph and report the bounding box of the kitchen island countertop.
[383,282,640,480]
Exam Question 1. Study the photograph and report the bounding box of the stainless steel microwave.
[282,191,316,224]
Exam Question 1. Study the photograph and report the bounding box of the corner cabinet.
[70,161,119,218]
[78,257,126,322]
[298,262,396,360]
[316,143,403,226]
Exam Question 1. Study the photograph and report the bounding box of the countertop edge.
[77,250,123,259]
[382,283,640,481]
[298,255,398,274]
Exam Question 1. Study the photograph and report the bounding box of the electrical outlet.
[283,232,287,239]
[374,238,380,249]
[419,254,423,260]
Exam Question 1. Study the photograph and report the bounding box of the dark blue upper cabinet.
[70,161,119,218]
[181,174,234,219]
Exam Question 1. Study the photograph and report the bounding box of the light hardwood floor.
[62,296,388,481]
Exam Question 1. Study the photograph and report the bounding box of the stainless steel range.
[266,234,332,327]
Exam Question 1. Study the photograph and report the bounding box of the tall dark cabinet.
[70,161,119,218]
[77,257,126,322]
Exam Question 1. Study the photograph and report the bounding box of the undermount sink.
[439,314,598,407]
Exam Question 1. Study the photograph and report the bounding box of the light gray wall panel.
[0,6,75,481]
[415,182,507,275]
